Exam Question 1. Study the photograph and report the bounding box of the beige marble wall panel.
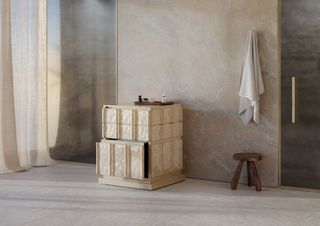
[118,0,279,186]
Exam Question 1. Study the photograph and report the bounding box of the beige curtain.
[0,0,52,174]
[0,0,23,173]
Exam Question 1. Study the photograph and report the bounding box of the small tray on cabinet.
[134,101,174,106]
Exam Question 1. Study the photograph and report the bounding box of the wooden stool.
[231,153,262,191]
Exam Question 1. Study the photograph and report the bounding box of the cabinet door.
[149,144,163,178]
[162,142,173,174]
[97,142,111,176]
[113,144,126,178]
[127,144,145,180]
[97,141,146,180]
[172,139,183,171]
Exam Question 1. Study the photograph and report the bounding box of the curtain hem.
[0,167,28,175]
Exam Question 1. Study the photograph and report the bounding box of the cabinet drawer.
[102,107,162,126]
[102,105,183,126]
[97,140,148,180]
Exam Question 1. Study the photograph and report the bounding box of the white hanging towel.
[239,30,264,125]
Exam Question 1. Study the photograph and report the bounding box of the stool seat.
[231,152,262,191]
[233,153,262,162]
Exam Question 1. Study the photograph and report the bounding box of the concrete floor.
[0,162,320,226]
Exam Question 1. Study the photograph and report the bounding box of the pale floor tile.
[0,162,320,226]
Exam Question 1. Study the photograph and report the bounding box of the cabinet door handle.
[292,76,296,123]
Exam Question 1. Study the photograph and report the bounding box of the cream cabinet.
[96,104,185,190]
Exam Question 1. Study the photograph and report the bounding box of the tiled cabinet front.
[97,140,146,180]
[101,105,183,142]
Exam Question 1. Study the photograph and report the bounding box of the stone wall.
[118,0,279,186]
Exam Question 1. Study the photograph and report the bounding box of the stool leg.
[247,161,253,186]
[231,160,244,190]
[249,162,262,191]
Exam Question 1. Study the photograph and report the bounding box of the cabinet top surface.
[103,103,182,110]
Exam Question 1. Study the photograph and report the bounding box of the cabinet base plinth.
[98,174,186,190]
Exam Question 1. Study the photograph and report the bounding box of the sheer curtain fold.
[33,0,52,166]
[0,0,52,174]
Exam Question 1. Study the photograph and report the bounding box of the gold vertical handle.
[292,76,296,123]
